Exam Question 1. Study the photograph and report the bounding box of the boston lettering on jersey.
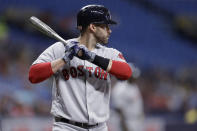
[62,65,108,80]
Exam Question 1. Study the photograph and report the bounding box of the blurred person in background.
[110,63,144,131]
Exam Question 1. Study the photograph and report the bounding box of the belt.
[55,117,99,129]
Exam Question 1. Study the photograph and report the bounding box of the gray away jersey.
[32,38,126,124]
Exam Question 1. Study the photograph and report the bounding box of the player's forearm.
[29,58,66,83]
[51,58,66,73]
[92,55,132,80]
[76,46,132,79]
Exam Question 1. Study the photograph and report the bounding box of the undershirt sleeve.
[29,62,54,83]
[109,60,132,80]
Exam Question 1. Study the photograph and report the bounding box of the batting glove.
[62,48,75,63]
[62,42,78,63]
[64,41,78,52]
[74,45,96,62]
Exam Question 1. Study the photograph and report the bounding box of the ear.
[89,24,97,33]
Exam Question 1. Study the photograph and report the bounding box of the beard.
[95,34,109,44]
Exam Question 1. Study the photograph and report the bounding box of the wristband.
[92,55,110,70]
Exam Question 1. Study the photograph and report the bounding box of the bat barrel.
[29,16,67,45]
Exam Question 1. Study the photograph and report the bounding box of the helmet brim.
[92,19,117,25]
[106,19,117,25]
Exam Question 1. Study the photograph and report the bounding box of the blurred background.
[0,0,197,131]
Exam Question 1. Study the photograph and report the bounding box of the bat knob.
[78,50,83,57]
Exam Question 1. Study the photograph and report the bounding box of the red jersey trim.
[118,53,125,60]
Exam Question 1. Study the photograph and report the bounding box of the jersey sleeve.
[32,42,65,65]
[107,48,132,80]
[110,48,126,62]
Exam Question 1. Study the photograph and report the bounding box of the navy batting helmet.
[77,5,117,28]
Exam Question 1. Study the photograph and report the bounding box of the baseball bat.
[29,16,67,45]
[29,16,84,56]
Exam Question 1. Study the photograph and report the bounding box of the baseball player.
[29,5,132,131]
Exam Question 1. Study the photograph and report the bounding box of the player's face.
[93,24,112,44]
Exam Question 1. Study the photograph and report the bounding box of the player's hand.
[64,41,78,52]
[62,48,75,63]
[74,45,96,62]
[62,42,78,62]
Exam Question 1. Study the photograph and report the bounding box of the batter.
[29,5,132,131]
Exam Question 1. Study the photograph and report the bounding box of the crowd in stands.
[137,65,197,124]
[0,39,52,117]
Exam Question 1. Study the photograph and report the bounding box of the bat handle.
[54,34,67,45]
